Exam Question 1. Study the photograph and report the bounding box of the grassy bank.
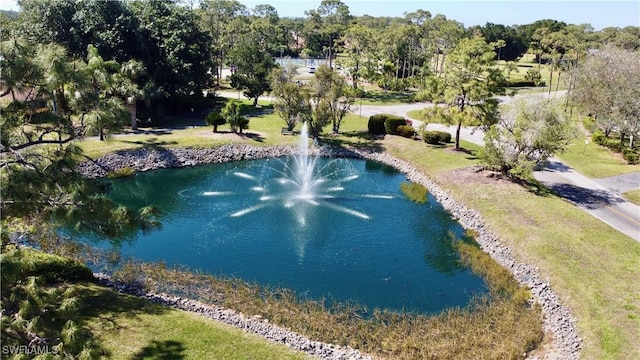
[558,134,640,178]
[623,189,640,205]
[0,246,309,360]
[71,111,640,359]
[382,135,640,360]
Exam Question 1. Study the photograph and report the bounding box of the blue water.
[81,157,487,313]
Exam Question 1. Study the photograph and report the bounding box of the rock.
[82,146,581,360]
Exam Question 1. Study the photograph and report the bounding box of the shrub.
[400,182,428,203]
[384,115,407,135]
[435,130,452,143]
[507,80,538,87]
[368,114,388,134]
[107,167,136,179]
[591,131,606,145]
[623,148,639,164]
[423,131,441,145]
[396,125,416,138]
[422,131,440,145]
[423,130,452,144]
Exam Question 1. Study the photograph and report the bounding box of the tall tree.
[304,0,352,69]
[270,67,309,131]
[228,37,276,106]
[1,39,158,236]
[199,0,249,86]
[341,24,378,89]
[571,45,640,148]
[433,36,507,149]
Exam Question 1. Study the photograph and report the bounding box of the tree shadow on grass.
[131,340,186,360]
[117,138,179,149]
[78,284,171,332]
[321,131,385,153]
[239,132,265,142]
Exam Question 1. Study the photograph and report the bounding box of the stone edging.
[92,273,371,360]
[78,145,581,359]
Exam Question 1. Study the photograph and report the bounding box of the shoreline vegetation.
[45,145,579,358]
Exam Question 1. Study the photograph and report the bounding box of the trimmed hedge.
[384,116,407,135]
[423,130,452,144]
[507,80,539,87]
[368,114,388,134]
[423,131,441,144]
[623,148,639,164]
[396,125,416,138]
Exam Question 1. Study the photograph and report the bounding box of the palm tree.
[115,60,147,130]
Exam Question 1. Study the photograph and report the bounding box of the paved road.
[534,161,640,242]
[355,91,639,242]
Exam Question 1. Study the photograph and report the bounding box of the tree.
[341,24,378,89]
[481,98,577,179]
[199,0,249,86]
[129,0,213,100]
[304,0,351,69]
[112,59,147,130]
[571,45,640,148]
[1,39,158,236]
[314,66,355,134]
[270,67,309,131]
[228,37,276,106]
[434,36,507,149]
[1,246,104,358]
[205,111,226,132]
[221,101,249,134]
[477,22,528,61]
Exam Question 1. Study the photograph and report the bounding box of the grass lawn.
[79,284,309,359]
[380,135,640,360]
[622,189,640,205]
[75,112,640,359]
[557,134,640,178]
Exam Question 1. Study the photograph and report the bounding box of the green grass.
[359,90,416,105]
[381,135,640,360]
[557,134,640,178]
[80,284,309,360]
[78,107,365,159]
[622,189,640,205]
[72,108,639,359]
[0,247,309,360]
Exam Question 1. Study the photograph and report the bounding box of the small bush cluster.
[384,116,407,135]
[423,130,452,145]
[107,167,136,179]
[592,131,621,151]
[592,131,639,164]
[400,182,428,203]
[396,125,416,138]
[367,114,388,134]
[368,114,408,135]
[623,148,639,164]
[507,80,539,87]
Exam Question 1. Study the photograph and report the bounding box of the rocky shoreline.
[78,145,581,360]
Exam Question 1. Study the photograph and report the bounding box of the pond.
[77,155,487,314]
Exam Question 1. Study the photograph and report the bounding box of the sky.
[1,0,638,30]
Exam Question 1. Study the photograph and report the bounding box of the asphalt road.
[356,92,639,242]
[534,161,640,242]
